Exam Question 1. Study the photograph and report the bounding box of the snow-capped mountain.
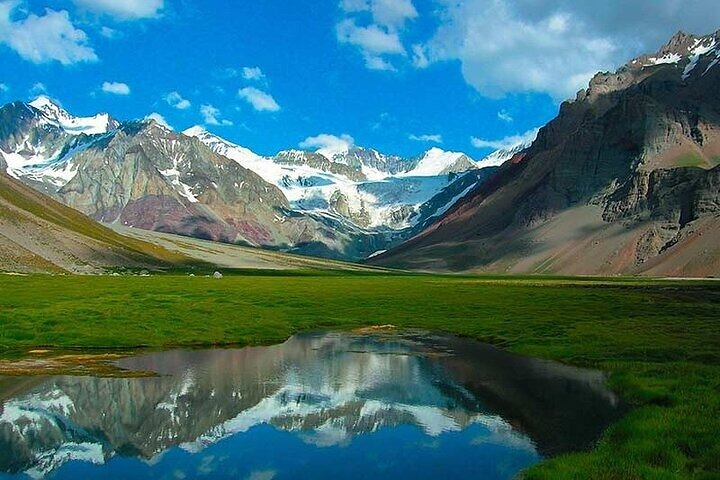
[28,96,118,136]
[0,96,501,259]
[184,126,494,231]
[399,147,476,177]
[477,138,535,168]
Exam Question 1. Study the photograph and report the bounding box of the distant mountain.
[0,172,188,273]
[372,30,720,277]
[0,97,506,260]
[476,137,535,168]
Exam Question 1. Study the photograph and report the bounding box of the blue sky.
[0,1,719,157]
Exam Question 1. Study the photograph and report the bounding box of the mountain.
[0,171,189,274]
[0,98,501,260]
[476,137,536,168]
[372,30,720,276]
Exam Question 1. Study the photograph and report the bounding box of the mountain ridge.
[371,29,720,276]
[0,98,510,260]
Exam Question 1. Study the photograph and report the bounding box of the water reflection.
[0,331,622,479]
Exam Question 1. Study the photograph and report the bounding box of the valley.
[0,273,719,479]
[0,2,719,478]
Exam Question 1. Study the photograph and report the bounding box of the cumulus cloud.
[336,19,405,70]
[337,0,417,71]
[471,128,539,151]
[165,91,191,110]
[145,112,172,129]
[299,133,355,153]
[72,0,164,19]
[421,0,720,99]
[200,104,233,126]
[242,67,265,81]
[0,2,97,65]
[409,133,443,143]
[238,87,281,112]
[101,81,130,95]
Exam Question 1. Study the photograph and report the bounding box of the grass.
[0,174,194,267]
[671,152,705,168]
[0,273,719,479]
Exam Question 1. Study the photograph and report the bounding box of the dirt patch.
[0,352,154,377]
[353,324,397,334]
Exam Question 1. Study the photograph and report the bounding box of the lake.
[0,331,623,479]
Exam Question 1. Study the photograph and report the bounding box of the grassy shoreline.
[1,273,719,479]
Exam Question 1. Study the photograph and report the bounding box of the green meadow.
[1,273,719,479]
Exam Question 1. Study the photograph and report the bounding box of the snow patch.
[644,53,682,66]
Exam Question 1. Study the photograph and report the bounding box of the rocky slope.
[0,172,189,274]
[0,99,504,261]
[372,30,720,276]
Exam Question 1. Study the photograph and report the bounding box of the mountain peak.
[27,96,115,136]
[29,95,67,117]
[183,125,209,138]
[424,146,448,156]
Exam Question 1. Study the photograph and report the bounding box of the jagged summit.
[182,125,209,137]
[632,29,719,69]
[28,95,117,136]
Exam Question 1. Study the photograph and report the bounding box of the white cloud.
[497,110,513,123]
[336,18,406,70]
[145,112,172,130]
[0,2,97,65]
[200,104,233,126]
[336,19,404,55]
[165,91,191,110]
[242,67,265,81]
[299,134,355,153]
[101,81,130,95]
[340,0,418,29]
[0,83,8,93]
[421,0,720,99]
[471,128,539,151]
[409,133,443,143]
[370,0,418,29]
[72,0,164,19]
[238,87,281,112]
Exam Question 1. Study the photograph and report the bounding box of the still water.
[0,331,623,479]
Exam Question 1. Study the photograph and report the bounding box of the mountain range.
[1,29,719,275]
[372,29,720,277]
[0,97,499,261]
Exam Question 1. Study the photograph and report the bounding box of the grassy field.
[0,273,719,479]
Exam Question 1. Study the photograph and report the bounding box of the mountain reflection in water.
[0,331,623,479]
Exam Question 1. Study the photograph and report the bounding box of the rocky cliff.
[372,30,720,276]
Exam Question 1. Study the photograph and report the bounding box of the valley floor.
[0,274,719,479]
